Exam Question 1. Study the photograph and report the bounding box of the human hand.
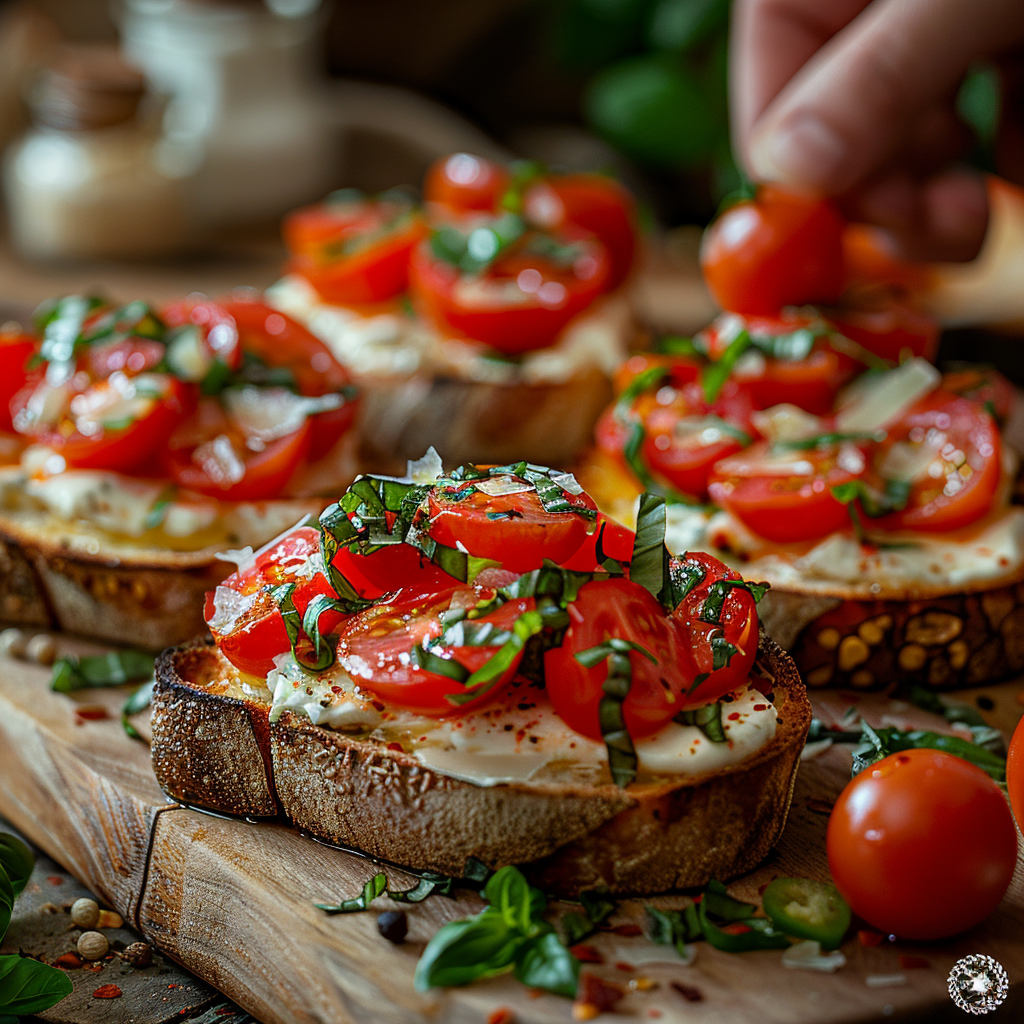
[731,0,1024,261]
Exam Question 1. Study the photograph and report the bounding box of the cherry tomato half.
[872,391,1001,533]
[0,330,37,432]
[426,474,597,573]
[708,440,867,544]
[942,367,1016,426]
[206,526,346,677]
[328,542,460,600]
[424,153,510,216]
[284,194,426,305]
[336,585,534,716]
[827,298,939,365]
[562,512,636,571]
[668,551,759,708]
[827,749,1017,940]
[543,577,691,742]
[700,186,845,315]
[1006,714,1024,835]
[410,228,610,355]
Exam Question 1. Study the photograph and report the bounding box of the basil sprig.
[315,871,453,914]
[50,650,154,692]
[414,866,579,998]
[575,638,657,787]
[0,833,72,1017]
[560,891,616,945]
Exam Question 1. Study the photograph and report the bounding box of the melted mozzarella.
[266,661,778,788]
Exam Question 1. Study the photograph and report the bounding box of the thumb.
[745,0,1024,194]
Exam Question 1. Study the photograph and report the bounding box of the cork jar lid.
[32,44,147,131]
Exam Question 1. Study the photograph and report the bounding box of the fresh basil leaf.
[414,913,523,990]
[617,365,670,408]
[561,911,594,945]
[34,294,105,365]
[50,650,155,692]
[387,873,453,903]
[574,638,657,669]
[749,324,821,362]
[121,679,154,742]
[578,891,615,927]
[701,329,751,403]
[631,493,671,605]
[484,866,533,934]
[646,903,701,950]
[513,930,580,998]
[315,873,388,914]
[0,870,12,940]
[462,857,493,888]
[0,956,73,1015]
[0,836,33,899]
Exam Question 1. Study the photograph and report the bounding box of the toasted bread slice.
[151,637,811,896]
[577,449,1024,691]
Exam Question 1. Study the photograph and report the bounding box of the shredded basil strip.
[701,329,751,403]
[34,294,106,365]
[315,873,388,913]
[143,485,178,531]
[121,678,154,741]
[632,493,707,610]
[50,650,155,692]
[831,478,911,519]
[413,643,471,683]
[699,578,770,625]
[902,685,1006,754]
[656,335,701,358]
[674,701,727,742]
[270,583,337,672]
[301,592,367,661]
[575,639,656,788]
[773,430,884,451]
[561,890,616,945]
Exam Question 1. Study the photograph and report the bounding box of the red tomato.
[14,373,191,473]
[827,749,1017,940]
[0,331,36,432]
[842,222,932,293]
[697,312,860,415]
[828,299,938,364]
[85,338,166,379]
[284,195,425,304]
[409,229,610,355]
[426,475,597,573]
[525,173,637,289]
[641,379,756,500]
[708,440,867,543]
[700,186,845,315]
[1007,715,1024,834]
[206,526,346,677]
[669,551,759,707]
[328,542,460,600]
[543,578,692,741]
[611,352,700,397]
[942,367,1016,425]
[162,296,243,371]
[424,153,510,215]
[562,513,636,570]
[872,391,1001,533]
[336,585,533,716]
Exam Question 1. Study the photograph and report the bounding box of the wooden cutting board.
[1,633,1023,1024]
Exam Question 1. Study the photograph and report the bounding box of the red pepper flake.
[671,981,703,1003]
[752,704,768,711]
[47,876,64,886]
[858,930,884,947]
[76,706,108,722]
[727,712,741,721]
[487,1009,515,1024]
[614,961,634,972]
[574,973,625,1017]
[93,985,122,999]
[54,952,82,969]
[167,983,179,989]
[387,742,403,752]
[805,797,834,816]
[569,944,604,964]
[899,955,930,969]
[605,923,643,937]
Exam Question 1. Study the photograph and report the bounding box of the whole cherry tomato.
[424,153,510,216]
[827,749,1017,940]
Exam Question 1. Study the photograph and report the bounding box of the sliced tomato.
[697,312,860,415]
[525,173,637,289]
[708,440,867,543]
[409,228,610,354]
[426,474,597,573]
[329,542,460,600]
[162,296,243,371]
[700,186,845,315]
[85,338,166,379]
[335,585,534,716]
[611,352,700,397]
[206,525,347,677]
[640,379,756,500]
[562,513,636,570]
[543,578,692,742]
[14,373,191,473]
[872,391,1001,533]
[827,298,938,364]
[942,367,1016,425]
[284,195,425,304]
[0,331,37,432]
[162,395,311,501]
[669,552,759,708]
[424,153,510,215]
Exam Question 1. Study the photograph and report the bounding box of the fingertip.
[748,112,850,191]
[921,169,989,260]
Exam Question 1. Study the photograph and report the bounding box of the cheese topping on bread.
[266,654,777,787]
[266,273,630,386]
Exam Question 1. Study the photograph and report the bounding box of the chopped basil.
[830,478,911,519]
[698,881,789,952]
[33,294,107,365]
[774,430,884,451]
[315,870,454,913]
[414,865,579,998]
[50,650,155,692]
[655,335,701,358]
[270,583,341,672]
[500,159,545,214]
[902,685,1005,754]
[698,578,770,625]
[429,213,526,275]
[701,329,751,403]
[412,643,470,684]
[316,873,387,913]
[673,701,727,742]
[748,324,823,362]
[143,485,178,532]
[121,679,154,741]
[646,903,701,951]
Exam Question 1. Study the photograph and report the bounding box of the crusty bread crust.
[151,637,811,896]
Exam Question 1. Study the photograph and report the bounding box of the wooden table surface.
[1,630,1023,1024]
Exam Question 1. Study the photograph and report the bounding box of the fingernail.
[749,114,848,189]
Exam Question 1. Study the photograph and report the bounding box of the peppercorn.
[377,910,408,944]
[77,931,109,960]
[123,942,153,968]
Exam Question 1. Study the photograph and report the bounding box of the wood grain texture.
[2,633,1024,1023]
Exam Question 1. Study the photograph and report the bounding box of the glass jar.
[3,43,190,260]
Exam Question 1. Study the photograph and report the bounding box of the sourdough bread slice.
[151,637,811,896]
